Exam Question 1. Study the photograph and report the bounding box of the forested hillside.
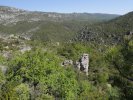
[74,11,133,44]
[0,6,133,100]
[0,6,119,42]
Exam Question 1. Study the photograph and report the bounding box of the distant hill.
[0,6,119,42]
[0,6,119,24]
[74,11,133,44]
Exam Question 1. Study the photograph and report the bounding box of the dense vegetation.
[0,6,119,42]
[74,11,133,44]
[0,6,133,100]
[0,37,133,99]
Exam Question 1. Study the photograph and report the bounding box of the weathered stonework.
[62,53,89,75]
[61,60,73,66]
[77,53,89,75]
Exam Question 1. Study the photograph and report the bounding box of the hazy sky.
[0,0,133,14]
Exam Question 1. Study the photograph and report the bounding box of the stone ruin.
[61,60,73,66]
[62,53,89,75]
[76,53,89,75]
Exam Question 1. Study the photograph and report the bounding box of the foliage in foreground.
[0,40,133,99]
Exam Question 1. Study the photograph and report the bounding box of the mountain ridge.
[0,5,120,24]
[0,6,120,42]
[0,5,120,15]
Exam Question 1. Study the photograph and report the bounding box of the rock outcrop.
[0,65,7,74]
[61,60,73,66]
[20,45,31,54]
[76,53,89,75]
[62,53,89,75]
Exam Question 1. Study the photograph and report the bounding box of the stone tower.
[76,53,89,75]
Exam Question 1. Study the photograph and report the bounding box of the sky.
[0,0,133,15]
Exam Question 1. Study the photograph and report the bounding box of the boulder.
[20,45,31,53]
[61,60,73,66]
[2,51,12,59]
[0,65,7,74]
